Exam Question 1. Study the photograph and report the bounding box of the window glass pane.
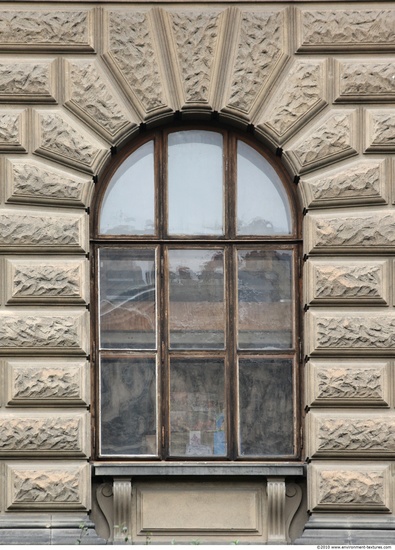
[168,131,223,235]
[170,359,226,457]
[238,358,293,456]
[99,248,156,349]
[100,357,157,456]
[169,249,225,349]
[100,141,155,235]
[237,141,291,235]
[237,249,293,349]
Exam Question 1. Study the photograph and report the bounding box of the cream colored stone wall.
[0,1,393,541]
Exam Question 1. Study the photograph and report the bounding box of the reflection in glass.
[237,249,293,349]
[168,131,223,235]
[237,141,291,235]
[100,357,157,455]
[99,248,156,349]
[238,358,293,456]
[170,359,226,456]
[169,249,225,349]
[100,141,155,235]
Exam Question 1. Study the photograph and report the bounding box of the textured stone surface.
[5,159,91,207]
[286,111,357,174]
[0,10,94,51]
[5,359,89,406]
[5,258,88,304]
[297,9,395,51]
[0,109,26,151]
[0,310,89,355]
[300,160,386,208]
[306,260,388,305]
[0,413,88,456]
[335,60,395,102]
[306,211,395,254]
[6,462,90,510]
[65,59,134,142]
[0,59,56,102]
[0,209,87,252]
[365,110,395,152]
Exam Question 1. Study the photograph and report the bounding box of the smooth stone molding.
[300,159,388,209]
[0,58,57,103]
[5,462,90,511]
[0,9,95,52]
[306,310,395,357]
[334,59,395,103]
[4,159,92,208]
[365,109,395,153]
[305,259,389,305]
[285,110,358,175]
[0,209,88,252]
[4,257,88,304]
[296,9,395,52]
[4,358,89,406]
[305,210,395,254]
[307,412,395,458]
[0,412,89,457]
[308,462,393,512]
[0,310,89,356]
[0,109,27,152]
[306,360,391,408]
[63,59,136,144]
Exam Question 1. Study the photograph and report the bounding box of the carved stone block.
[0,58,57,103]
[309,462,392,512]
[33,110,109,174]
[0,10,95,52]
[307,412,395,458]
[306,310,395,357]
[0,412,88,457]
[5,159,92,207]
[305,259,389,305]
[296,9,395,52]
[0,209,88,252]
[306,360,391,407]
[305,210,395,254]
[64,59,135,143]
[300,159,387,209]
[5,462,90,511]
[5,358,89,406]
[0,109,27,152]
[5,257,88,304]
[335,59,395,103]
[0,310,89,355]
[365,109,395,153]
[285,110,358,175]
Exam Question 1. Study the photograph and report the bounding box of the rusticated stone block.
[335,60,395,103]
[296,9,395,52]
[309,462,392,512]
[285,110,358,175]
[64,59,135,143]
[300,159,387,208]
[306,311,395,357]
[33,110,109,174]
[5,359,89,406]
[0,109,27,152]
[0,10,94,52]
[305,260,388,305]
[5,159,92,207]
[0,209,87,252]
[6,462,90,510]
[305,210,395,254]
[365,109,395,153]
[307,412,395,458]
[0,310,89,355]
[306,360,391,407]
[257,59,327,145]
[5,257,88,304]
[0,59,57,103]
[0,412,88,457]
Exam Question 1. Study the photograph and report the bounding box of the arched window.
[93,126,301,460]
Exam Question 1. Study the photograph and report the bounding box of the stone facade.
[0,0,394,544]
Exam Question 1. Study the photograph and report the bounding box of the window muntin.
[95,127,300,461]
